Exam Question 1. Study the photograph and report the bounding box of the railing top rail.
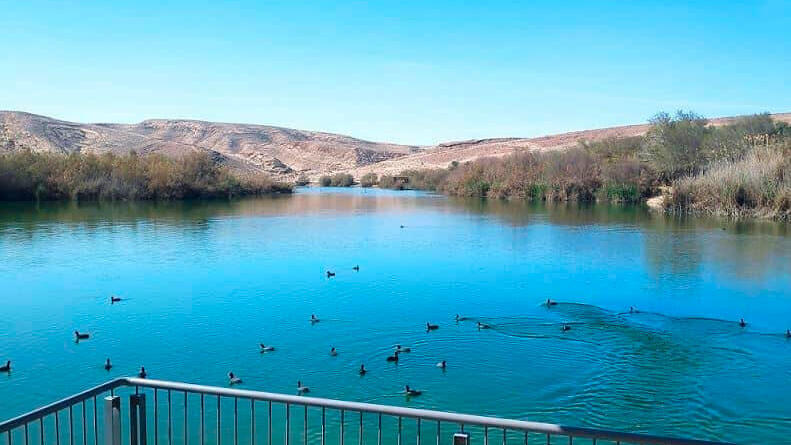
[0,378,125,433]
[125,377,733,445]
[1,377,735,445]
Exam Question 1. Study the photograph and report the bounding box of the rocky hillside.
[0,111,418,179]
[3,110,789,181]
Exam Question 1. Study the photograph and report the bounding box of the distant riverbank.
[0,150,292,201]
[357,112,790,221]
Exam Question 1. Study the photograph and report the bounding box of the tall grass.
[0,150,292,201]
[669,143,790,220]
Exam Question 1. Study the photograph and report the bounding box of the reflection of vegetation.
[0,150,292,201]
[375,112,790,219]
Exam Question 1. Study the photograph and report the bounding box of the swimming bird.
[546,299,558,307]
[426,322,439,331]
[352,265,360,271]
[330,347,338,356]
[359,364,367,375]
[110,296,122,304]
[297,381,310,393]
[561,324,571,332]
[786,329,791,338]
[629,306,639,314]
[436,360,446,369]
[386,351,400,362]
[138,366,147,378]
[477,321,491,330]
[326,271,335,278]
[400,225,405,229]
[394,345,411,353]
[74,331,90,340]
[455,314,460,321]
[311,314,320,323]
[739,318,747,328]
[260,344,275,352]
[404,385,422,396]
[0,361,10,372]
[104,358,112,371]
[228,372,242,385]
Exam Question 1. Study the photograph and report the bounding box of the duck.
[310,314,320,323]
[74,331,90,340]
[477,321,491,330]
[629,306,638,314]
[404,385,422,396]
[297,381,310,393]
[138,366,147,378]
[546,299,558,307]
[436,360,446,369]
[400,225,405,229]
[786,329,791,338]
[104,358,112,371]
[394,344,411,353]
[426,322,439,331]
[228,372,242,385]
[561,324,571,332]
[0,361,10,372]
[739,318,747,328]
[326,271,335,278]
[110,296,122,304]
[330,347,338,356]
[359,364,367,375]
[386,351,400,362]
[259,344,275,352]
[352,265,360,271]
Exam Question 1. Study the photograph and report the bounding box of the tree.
[641,111,709,181]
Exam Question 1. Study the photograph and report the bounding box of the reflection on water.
[0,188,789,443]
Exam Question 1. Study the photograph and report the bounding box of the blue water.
[1,188,790,443]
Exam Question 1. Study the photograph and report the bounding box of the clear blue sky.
[2,1,789,145]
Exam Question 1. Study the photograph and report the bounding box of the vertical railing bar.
[397,416,401,445]
[568,435,572,445]
[267,402,271,445]
[217,396,221,445]
[303,406,308,445]
[39,416,43,445]
[358,412,363,445]
[7,428,11,445]
[200,394,205,445]
[460,424,464,433]
[377,414,381,445]
[545,433,549,445]
[485,426,489,445]
[339,410,344,445]
[435,421,440,445]
[167,390,172,445]
[55,410,60,445]
[234,398,238,445]
[153,390,158,445]
[285,404,290,445]
[523,431,528,445]
[251,400,255,445]
[320,407,325,445]
[25,421,29,445]
[183,392,188,445]
[82,401,87,445]
[416,419,420,445]
[69,404,74,445]
[502,428,506,445]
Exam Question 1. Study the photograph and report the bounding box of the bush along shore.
[0,150,292,201]
[370,112,790,221]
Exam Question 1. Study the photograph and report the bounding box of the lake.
[1,188,789,444]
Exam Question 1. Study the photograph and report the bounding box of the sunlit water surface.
[1,188,790,443]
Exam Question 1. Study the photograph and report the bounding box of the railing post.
[104,396,121,445]
[130,394,147,445]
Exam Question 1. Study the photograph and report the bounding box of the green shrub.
[359,173,378,187]
[0,150,292,201]
[330,173,354,187]
[318,175,332,187]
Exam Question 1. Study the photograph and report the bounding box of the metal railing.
[1,377,734,445]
